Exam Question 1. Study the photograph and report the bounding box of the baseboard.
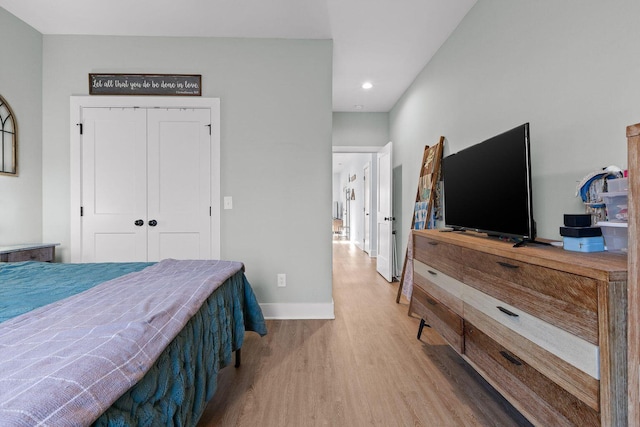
[260,301,335,320]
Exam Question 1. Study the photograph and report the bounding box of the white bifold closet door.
[81,107,211,262]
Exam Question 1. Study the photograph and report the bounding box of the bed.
[0,259,267,426]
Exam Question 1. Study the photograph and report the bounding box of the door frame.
[70,96,221,262]
[332,145,387,258]
[363,161,371,254]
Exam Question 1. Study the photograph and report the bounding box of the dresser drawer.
[413,260,464,315]
[462,283,599,380]
[5,247,55,262]
[412,285,464,354]
[413,233,464,281]
[464,322,600,427]
[464,303,599,410]
[461,247,599,345]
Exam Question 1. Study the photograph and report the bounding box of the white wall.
[0,9,42,245]
[391,0,640,261]
[39,35,333,313]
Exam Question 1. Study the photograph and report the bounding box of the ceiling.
[0,0,475,112]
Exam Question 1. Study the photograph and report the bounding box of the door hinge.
[80,206,84,216]
[206,124,211,135]
[77,123,83,135]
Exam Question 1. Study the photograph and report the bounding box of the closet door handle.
[149,220,158,227]
[134,219,144,226]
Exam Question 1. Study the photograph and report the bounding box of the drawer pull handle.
[499,351,522,366]
[427,270,437,276]
[428,241,438,246]
[497,261,519,269]
[497,306,519,317]
[425,298,438,306]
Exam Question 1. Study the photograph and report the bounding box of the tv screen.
[442,123,535,240]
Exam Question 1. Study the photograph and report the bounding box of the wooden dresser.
[410,229,627,426]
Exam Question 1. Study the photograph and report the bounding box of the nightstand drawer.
[461,247,599,345]
[464,322,600,427]
[412,285,464,354]
[5,247,55,262]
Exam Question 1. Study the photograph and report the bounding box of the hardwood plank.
[598,279,628,426]
[197,240,531,426]
[627,122,640,427]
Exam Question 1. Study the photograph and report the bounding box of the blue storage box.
[563,236,605,253]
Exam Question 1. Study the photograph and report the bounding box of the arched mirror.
[0,95,17,175]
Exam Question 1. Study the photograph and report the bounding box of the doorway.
[332,143,393,281]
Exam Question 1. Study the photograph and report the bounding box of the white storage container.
[607,177,628,192]
[597,221,628,252]
[600,191,628,222]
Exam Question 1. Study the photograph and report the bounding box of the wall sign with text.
[89,74,202,96]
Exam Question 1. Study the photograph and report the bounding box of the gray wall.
[40,35,333,306]
[391,0,640,259]
[0,8,42,244]
[333,112,389,147]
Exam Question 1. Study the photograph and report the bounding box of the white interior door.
[147,109,211,261]
[71,96,221,263]
[363,162,371,254]
[376,141,393,281]
[81,108,148,262]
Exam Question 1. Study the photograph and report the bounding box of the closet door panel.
[147,109,211,261]
[81,108,148,262]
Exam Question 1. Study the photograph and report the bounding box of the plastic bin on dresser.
[607,177,628,192]
[597,221,628,252]
[600,191,629,221]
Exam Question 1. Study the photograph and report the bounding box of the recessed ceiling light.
[354,105,364,110]
[361,82,373,90]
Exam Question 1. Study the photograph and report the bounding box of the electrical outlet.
[277,273,286,287]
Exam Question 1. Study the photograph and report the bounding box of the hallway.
[198,241,530,426]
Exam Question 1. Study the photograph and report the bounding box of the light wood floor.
[198,240,531,426]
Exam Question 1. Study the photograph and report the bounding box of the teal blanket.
[0,261,152,323]
[0,261,266,426]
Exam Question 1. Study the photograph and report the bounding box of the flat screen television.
[441,123,536,242]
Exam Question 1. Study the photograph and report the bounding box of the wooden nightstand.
[0,244,59,262]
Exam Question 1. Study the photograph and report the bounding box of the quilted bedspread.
[0,259,266,426]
